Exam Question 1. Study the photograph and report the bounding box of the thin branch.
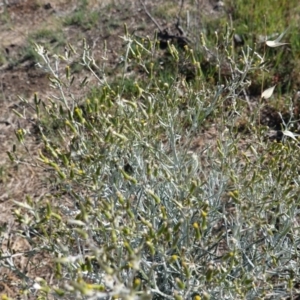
[176,0,185,21]
[139,0,162,32]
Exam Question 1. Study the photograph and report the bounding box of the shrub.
[4,20,300,300]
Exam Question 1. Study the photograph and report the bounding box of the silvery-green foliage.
[9,26,300,300]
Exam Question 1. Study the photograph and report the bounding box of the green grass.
[4,1,300,299]
[63,10,99,30]
[28,28,65,46]
[0,6,11,28]
[10,27,66,66]
[226,0,300,91]
[0,49,7,66]
[63,1,99,31]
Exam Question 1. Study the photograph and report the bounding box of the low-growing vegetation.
[1,0,300,299]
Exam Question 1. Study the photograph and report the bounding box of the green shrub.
[4,8,300,300]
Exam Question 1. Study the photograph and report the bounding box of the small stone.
[214,1,225,11]
[233,34,244,46]
[44,3,52,10]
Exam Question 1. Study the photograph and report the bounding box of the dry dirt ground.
[0,0,225,297]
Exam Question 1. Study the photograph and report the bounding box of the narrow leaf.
[266,28,289,47]
[274,27,289,43]
[282,130,300,141]
[266,41,288,47]
[261,85,276,99]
